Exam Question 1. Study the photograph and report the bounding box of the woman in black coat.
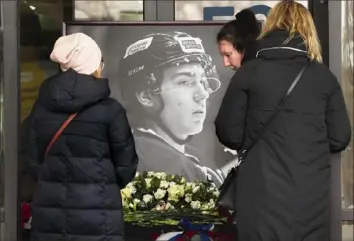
[215,1,351,241]
[24,33,138,241]
[214,9,261,182]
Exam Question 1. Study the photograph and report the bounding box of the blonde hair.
[92,69,101,78]
[258,0,322,63]
[92,62,104,78]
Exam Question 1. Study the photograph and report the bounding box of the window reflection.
[341,0,353,210]
[19,1,62,230]
[20,0,61,122]
[174,0,308,21]
[74,1,143,21]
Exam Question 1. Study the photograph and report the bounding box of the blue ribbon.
[168,218,214,241]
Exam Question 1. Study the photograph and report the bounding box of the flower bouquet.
[121,172,226,226]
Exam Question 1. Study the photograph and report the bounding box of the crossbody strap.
[238,61,310,164]
[44,113,78,157]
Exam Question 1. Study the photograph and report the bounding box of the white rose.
[155,172,167,179]
[143,194,153,203]
[185,193,192,203]
[167,184,184,202]
[190,200,201,210]
[185,182,193,191]
[127,182,137,194]
[201,203,209,210]
[180,177,186,183]
[208,199,215,209]
[207,186,216,192]
[192,186,200,193]
[129,186,137,194]
[160,180,169,189]
[145,178,152,188]
[154,188,166,200]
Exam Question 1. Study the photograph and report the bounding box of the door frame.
[1,1,20,241]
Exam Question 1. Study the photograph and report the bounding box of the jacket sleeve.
[109,105,138,188]
[22,111,41,180]
[214,67,249,151]
[325,77,352,153]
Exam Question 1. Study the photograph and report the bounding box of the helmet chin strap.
[150,94,192,146]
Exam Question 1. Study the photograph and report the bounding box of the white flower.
[185,193,192,203]
[121,187,131,199]
[208,186,216,192]
[191,200,201,210]
[135,172,140,178]
[147,171,155,177]
[192,186,200,193]
[185,182,193,191]
[154,188,166,200]
[155,172,167,179]
[127,182,137,194]
[208,199,215,209]
[133,198,140,204]
[169,181,176,186]
[213,190,219,197]
[145,178,152,189]
[201,203,209,210]
[180,177,186,183]
[167,184,184,202]
[143,194,153,203]
[160,180,169,189]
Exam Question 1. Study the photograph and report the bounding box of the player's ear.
[136,89,154,107]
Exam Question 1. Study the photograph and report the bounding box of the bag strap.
[238,61,310,163]
[44,113,78,156]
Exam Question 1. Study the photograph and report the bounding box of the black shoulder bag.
[216,62,310,211]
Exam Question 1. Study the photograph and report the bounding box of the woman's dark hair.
[217,9,260,53]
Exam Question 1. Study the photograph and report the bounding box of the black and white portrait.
[65,23,237,187]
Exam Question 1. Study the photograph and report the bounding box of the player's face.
[218,40,244,70]
[158,63,210,140]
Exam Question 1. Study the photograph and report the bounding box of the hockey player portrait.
[117,31,225,186]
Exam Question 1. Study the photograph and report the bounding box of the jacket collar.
[256,46,308,58]
[256,29,309,60]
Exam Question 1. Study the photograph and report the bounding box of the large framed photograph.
[64,21,237,240]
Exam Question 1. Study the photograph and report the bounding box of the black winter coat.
[215,30,351,241]
[24,69,138,241]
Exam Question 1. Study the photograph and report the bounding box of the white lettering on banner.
[176,37,205,54]
[123,37,153,59]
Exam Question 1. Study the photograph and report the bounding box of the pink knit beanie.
[50,33,102,75]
